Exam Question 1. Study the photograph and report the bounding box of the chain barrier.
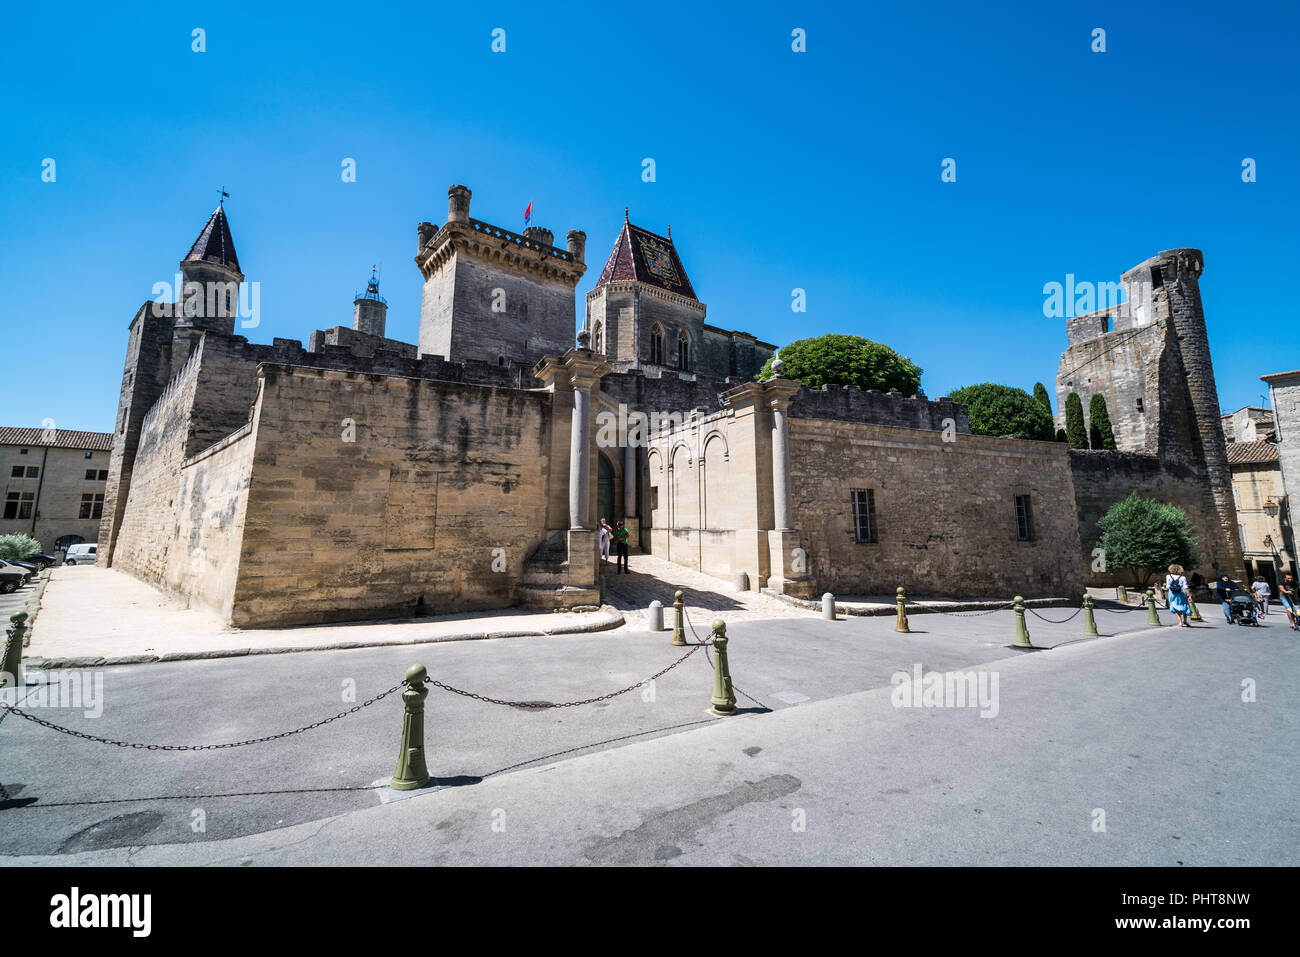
[1027,606,1083,624]
[425,643,703,710]
[1096,603,1144,613]
[905,600,1014,617]
[0,682,405,751]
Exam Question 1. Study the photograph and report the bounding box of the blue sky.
[2,0,1296,432]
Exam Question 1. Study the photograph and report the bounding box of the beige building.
[1226,439,1293,588]
[0,427,114,552]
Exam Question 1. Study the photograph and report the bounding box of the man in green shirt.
[613,520,630,574]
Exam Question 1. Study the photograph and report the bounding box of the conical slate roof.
[184,205,240,272]
[595,217,696,300]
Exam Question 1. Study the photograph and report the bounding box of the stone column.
[771,397,793,531]
[570,384,591,529]
[623,440,637,518]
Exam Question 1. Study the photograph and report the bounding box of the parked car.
[25,553,57,570]
[4,558,39,575]
[0,568,24,594]
[64,543,99,566]
[0,559,35,583]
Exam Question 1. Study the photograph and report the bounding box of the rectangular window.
[1239,524,1248,551]
[1015,494,1035,542]
[25,466,39,478]
[85,451,93,459]
[852,488,877,544]
[1233,487,1240,508]
[1136,397,1144,413]
[9,465,21,478]
[98,470,108,481]
[18,492,34,520]
[3,493,16,520]
[85,469,97,480]
[79,493,104,520]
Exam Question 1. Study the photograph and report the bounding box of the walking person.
[1279,572,1300,631]
[1165,564,1192,628]
[598,518,612,565]
[614,520,630,574]
[1251,576,1270,619]
[1214,573,1235,623]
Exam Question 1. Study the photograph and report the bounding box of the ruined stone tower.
[1056,248,1245,580]
[414,185,588,367]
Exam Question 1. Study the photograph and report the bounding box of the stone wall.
[1067,450,1235,586]
[788,420,1085,598]
[229,365,557,627]
[790,385,969,433]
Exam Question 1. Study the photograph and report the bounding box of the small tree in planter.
[1096,493,1199,588]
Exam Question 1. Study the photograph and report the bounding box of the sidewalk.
[24,567,624,667]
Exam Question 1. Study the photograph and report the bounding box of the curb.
[761,589,1074,616]
[22,606,628,670]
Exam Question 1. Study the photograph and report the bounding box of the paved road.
[2,607,1294,865]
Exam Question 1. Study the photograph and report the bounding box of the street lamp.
[1264,499,1280,519]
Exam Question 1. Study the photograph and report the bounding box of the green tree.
[1088,393,1117,450]
[947,383,1055,440]
[758,334,922,395]
[1033,382,1053,417]
[0,534,41,562]
[1065,392,1088,448]
[1096,493,1199,588]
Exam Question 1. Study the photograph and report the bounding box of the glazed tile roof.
[1225,439,1279,465]
[0,428,113,451]
[184,205,240,272]
[595,217,697,300]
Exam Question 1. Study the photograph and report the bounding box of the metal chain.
[905,600,1014,617]
[0,682,405,751]
[425,644,703,709]
[683,607,770,711]
[1027,606,1083,624]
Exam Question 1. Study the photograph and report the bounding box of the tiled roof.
[1226,440,1278,465]
[595,218,697,300]
[0,428,113,451]
[184,205,240,272]
[1261,369,1300,382]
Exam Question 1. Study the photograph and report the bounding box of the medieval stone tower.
[414,185,588,367]
[1055,248,1245,579]
[352,268,388,337]
[173,204,243,367]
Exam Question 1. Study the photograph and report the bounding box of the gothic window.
[677,331,690,370]
[593,320,605,355]
[650,324,665,365]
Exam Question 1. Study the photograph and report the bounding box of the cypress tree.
[1089,393,1117,450]
[1033,382,1053,417]
[1065,392,1088,449]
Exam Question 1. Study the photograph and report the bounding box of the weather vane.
[217,186,229,206]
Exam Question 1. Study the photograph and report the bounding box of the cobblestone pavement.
[600,553,818,627]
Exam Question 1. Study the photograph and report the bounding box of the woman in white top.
[1251,577,1270,618]
[598,518,612,564]
[1165,563,1191,628]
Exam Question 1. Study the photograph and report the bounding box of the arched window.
[649,324,665,365]
[677,330,690,370]
[593,320,605,355]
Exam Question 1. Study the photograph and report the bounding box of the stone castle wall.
[788,420,1085,598]
[228,365,557,627]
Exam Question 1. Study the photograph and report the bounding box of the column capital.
[722,375,800,412]
[534,348,611,393]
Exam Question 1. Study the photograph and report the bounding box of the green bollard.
[1145,588,1160,626]
[390,664,431,791]
[1012,596,1033,649]
[670,590,687,646]
[1082,593,1099,637]
[894,586,911,633]
[1,613,26,689]
[709,620,737,716]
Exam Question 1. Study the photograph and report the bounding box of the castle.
[97,186,1244,626]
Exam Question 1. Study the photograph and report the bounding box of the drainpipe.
[30,444,49,539]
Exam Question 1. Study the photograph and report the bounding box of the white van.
[64,543,98,565]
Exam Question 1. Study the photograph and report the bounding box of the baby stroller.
[1229,593,1260,626]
